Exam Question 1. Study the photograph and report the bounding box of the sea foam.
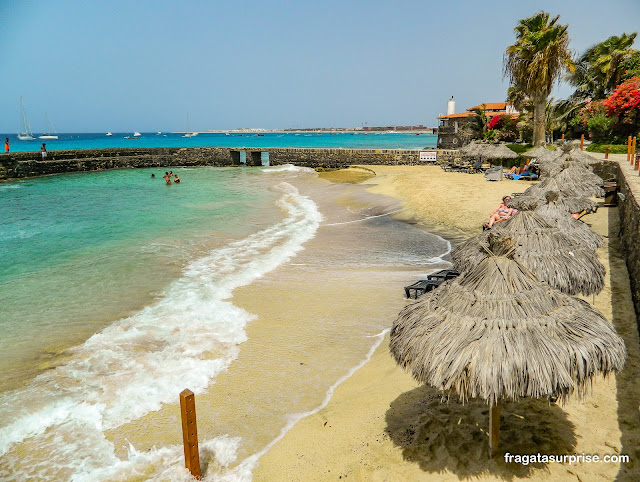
[0,181,322,480]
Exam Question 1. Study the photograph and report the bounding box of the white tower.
[446,96,455,116]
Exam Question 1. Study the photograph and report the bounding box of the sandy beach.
[252,164,640,481]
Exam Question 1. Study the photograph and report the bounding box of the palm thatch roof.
[390,245,626,405]
[485,143,519,160]
[507,194,543,211]
[450,213,605,295]
[568,147,601,166]
[534,202,604,250]
[554,167,604,198]
[522,146,560,160]
[460,141,482,157]
[512,181,598,213]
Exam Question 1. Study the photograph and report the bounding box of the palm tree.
[567,33,637,99]
[504,12,573,146]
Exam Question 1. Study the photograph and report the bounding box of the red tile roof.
[437,112,517,120]
[467,102,507,111]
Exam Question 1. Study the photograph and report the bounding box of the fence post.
[180,389,201,479]
[605,146,610,160]
[580,134,584,151]
[628,136,633,163]
[634,138,638,170]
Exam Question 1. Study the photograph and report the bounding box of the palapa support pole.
[605,146,610,160]
[180,389,201,479]
[489,400,501,458]
[580,134,584,151]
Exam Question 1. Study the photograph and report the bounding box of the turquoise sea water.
[1,131,436,153]
[0,168,282,391]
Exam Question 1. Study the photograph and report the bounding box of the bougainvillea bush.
[486,114,518,141]
[577,77,640,142]
[602,77,640,124]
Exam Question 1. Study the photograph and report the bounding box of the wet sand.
[254,165,640,481]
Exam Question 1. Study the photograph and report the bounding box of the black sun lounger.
[427,269,460,282]
[404,279,443,299]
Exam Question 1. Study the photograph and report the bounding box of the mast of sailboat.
[18,97,34,140]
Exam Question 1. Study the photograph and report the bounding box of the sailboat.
[182,113,198,137]
[39,113,58,139]
[17,97,35,141]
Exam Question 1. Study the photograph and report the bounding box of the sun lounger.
[404,279,443,299]
[427,269,460,282]
[404,270,460,299]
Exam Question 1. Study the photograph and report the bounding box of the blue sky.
[2,0,639,132]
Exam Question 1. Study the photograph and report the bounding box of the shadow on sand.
[385,385,577,480]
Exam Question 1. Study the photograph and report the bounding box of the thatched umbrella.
[512,180,599,213]
[535,196,604,250]
[554,167,604,198]
[390,241,626,456]
[568,146,601,166]
[459,141,481,156]
[522,146,560,161]
[487,143,519,161]
[451,213,605,295]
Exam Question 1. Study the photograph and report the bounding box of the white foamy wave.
[0,182,322,480]
[260,164,315,173]
[421,237,453,267]
[0,183,22,189]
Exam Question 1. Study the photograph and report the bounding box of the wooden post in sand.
[580,134,584,151]
[633,138,638,170]
[180,389,201,479]
[628,136,633,163]
[489,400,501,458]
[605,146,610,159]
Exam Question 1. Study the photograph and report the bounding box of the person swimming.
[174,175,181,184]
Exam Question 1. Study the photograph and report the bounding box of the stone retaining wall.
[615,159,640,325]
[0,147,457,180]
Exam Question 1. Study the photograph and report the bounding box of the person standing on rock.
[4,138,9,153]
[40,143,47,159]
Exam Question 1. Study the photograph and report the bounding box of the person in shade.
[4,138,9,153]
[40,143,47,159]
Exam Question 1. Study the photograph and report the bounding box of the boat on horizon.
[17,97,35,141]
[124,132,141,139]
[182,113,198,137]
[106,132,113,136]
[39,113,58,140]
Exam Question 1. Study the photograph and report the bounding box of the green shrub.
[586,114,615,143]
[506,144,532,154]
[586,143,630,154]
